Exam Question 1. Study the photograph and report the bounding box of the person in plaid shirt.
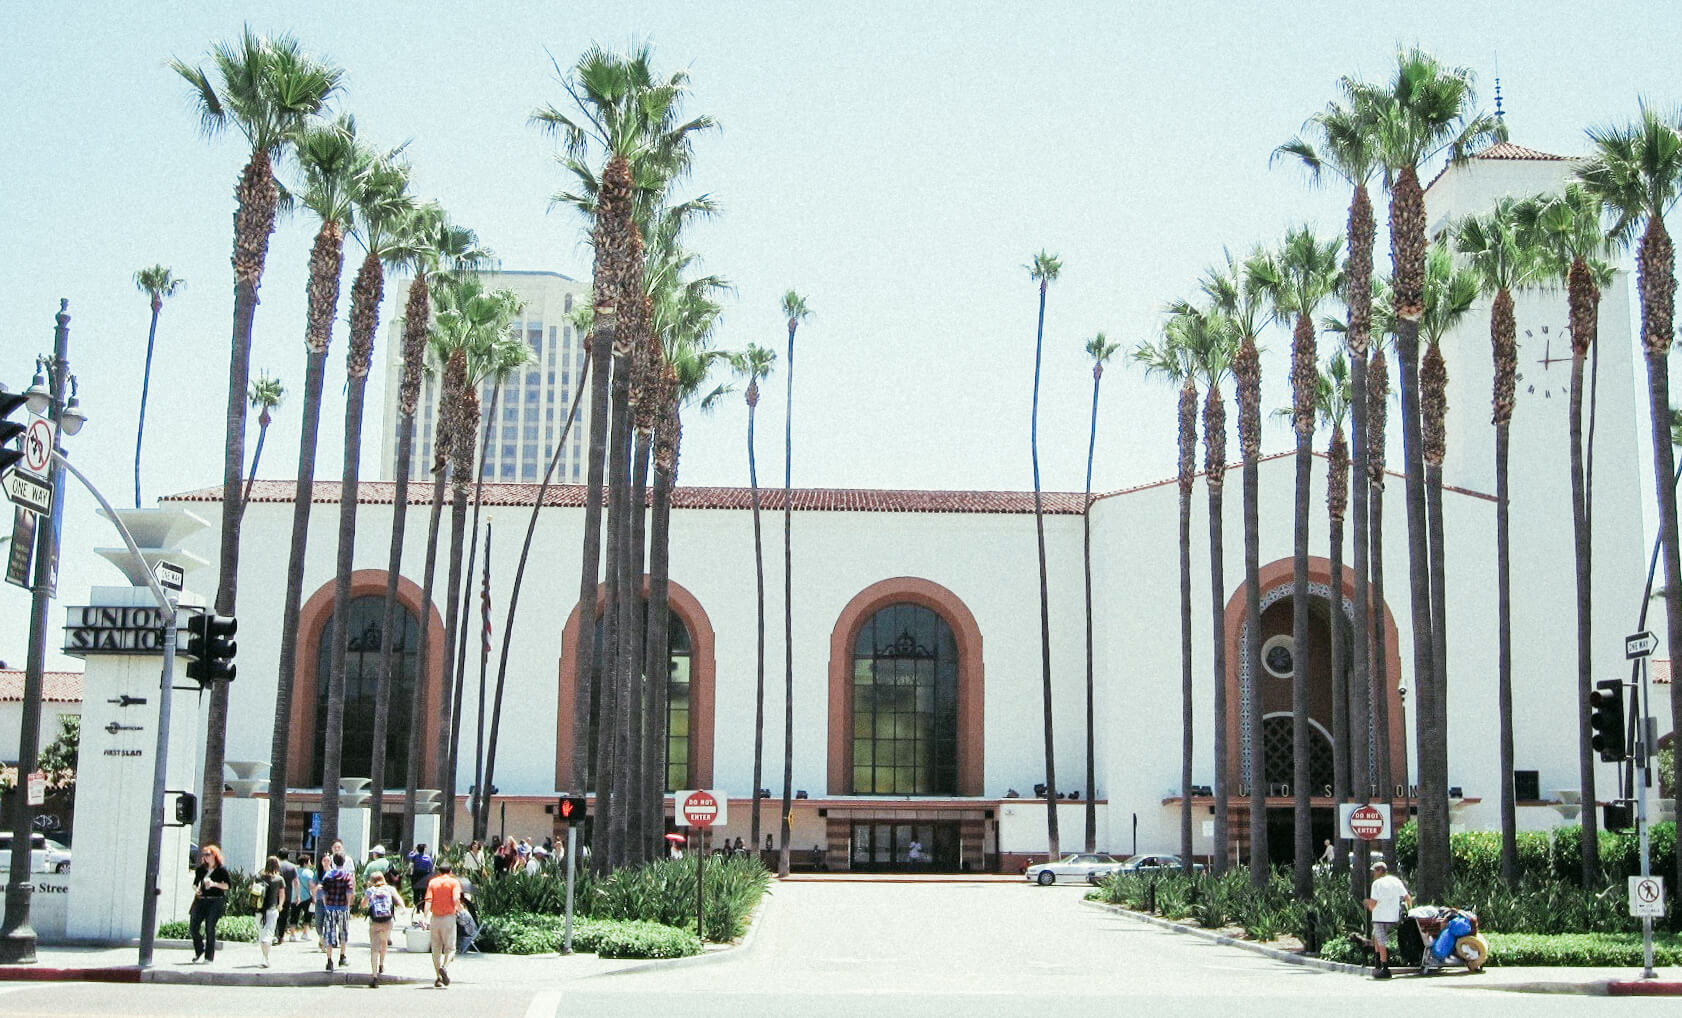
[316,852,353,972]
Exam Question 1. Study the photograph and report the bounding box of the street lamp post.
[0,301,75,965]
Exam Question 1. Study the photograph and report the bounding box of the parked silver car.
[0,832,71,873]
[1115,853,1203,875]
[1024,853,1127,886]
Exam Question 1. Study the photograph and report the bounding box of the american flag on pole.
[481,520,493,657]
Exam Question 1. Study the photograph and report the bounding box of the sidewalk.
[1090,900,1682,996]
[0,916,656,987]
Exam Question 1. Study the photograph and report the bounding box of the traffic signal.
[557,795,588,822]
[0,392,27,474]
[174,792,198,825]
[1589,678,1626,763]
[184,612,238,687]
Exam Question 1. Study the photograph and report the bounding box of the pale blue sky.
[2,1,1678,663]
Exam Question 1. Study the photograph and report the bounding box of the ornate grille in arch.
[312,594,419,788]
[1260,716,1335,791]
[1238,582,1374,788]
[851,602,959,795]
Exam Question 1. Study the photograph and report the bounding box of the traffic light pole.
[47,451,177,968]
[563,822,577,954]
[1635,653,1654,980]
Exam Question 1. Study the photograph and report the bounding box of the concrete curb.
[595,880,775,975]
[1082,899,1367,976]
[142,967,426,987]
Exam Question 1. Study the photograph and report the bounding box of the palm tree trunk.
[1082,367,1102,854]
[1029,280,1060,863]
[201,150,278,847]
[370,414,412,835]
[448,385,501,843]
[748,401,767,852]
[641,405,678,863]
[1367,348,1395,869]
[1244,454,1267,884]
[1178,469,1194,872]
[1346,183,1376,817]
[266,347,328,857]
[135,298,161,508]
[1205,385,1230,875]
[1425,457,1450,856]
[1570,365,1599,889]
[571,312,615,799]
[470,523,493,841]
[1291,427,1313,896]
[597,338,636,869]
[1394,316,1442,899]
[618,430,653,862]
[438,483,470,838]
[404,463,449,847]
[484,358,589,845]
[1494,420,1519,884]
[319,253,383,847]
[1329,454,1349,878]
[240,416,270,508]
[1642,348,1682,885]
[779,319,799,878]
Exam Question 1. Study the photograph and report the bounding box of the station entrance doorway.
[849,820,961,871]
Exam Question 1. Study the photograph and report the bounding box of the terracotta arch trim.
[828,577,985,796]
[554,579,716,792]
[1220,556,1406,798]
[290,569,446,793]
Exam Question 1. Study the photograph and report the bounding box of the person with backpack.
[316,851,354,972]
[275,849,298,942]
[360,871,405,987]
[407,843,434,903]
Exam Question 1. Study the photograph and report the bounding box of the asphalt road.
[0,880,1675,1018]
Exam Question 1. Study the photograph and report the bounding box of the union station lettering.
[63,605,171,656]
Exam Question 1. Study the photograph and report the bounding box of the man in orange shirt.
[423,860,464,987]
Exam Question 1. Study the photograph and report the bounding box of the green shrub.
[1484,931,1682,967]
[593,919,703,959]
[593,855,769,943]
[157,915,258,942]
[473,869,585,918]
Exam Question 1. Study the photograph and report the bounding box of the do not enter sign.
[1338,802,1392,841]
[677,789,728,828]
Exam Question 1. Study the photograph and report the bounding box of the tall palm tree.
[1454,198,1546,884]
[733,342,777,854]
[241,373,285,506]
[132,265,184,508]
[1275,85,1382,850]
[1081,332,1120,853]
[778,289,811,878]
[534,46,714,859]
[1368,339,1395,868]
[373,210,490,839]
[1216,252,1272,883]
[1361,47,1501,899]
[173,29,343,846]
[264,115,362,856]
[319,156,415,846]
[1577,104,1682,880]
[1516,184,1615,887]
[1253,225,1343,895]
[1132,329,1198,871]
[1025,251,1063,862]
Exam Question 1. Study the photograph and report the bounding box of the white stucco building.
[153,143,1666,871]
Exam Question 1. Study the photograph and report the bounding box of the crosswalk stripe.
[524,988,563,1018]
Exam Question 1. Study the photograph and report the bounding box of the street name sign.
[26,770,46,806]
[1626,631,1658,660]
[676,789,726,828]
[1338,802,1392,841]
[1630,876,1666,918]
[2,468,51,516]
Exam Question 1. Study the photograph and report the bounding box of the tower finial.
[1494,77,1504,119]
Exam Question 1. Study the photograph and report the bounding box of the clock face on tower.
[1519,323,1573,405]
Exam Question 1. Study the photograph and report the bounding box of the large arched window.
[851,603,959,795]
[311,595,419,787]
[582,608,694,792]
[1261,715,1334,794]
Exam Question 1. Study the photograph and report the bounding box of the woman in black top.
[189,843,229,963]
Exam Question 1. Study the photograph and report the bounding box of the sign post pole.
[696,826,705,941]
[563,823,577,954]
[1626,630,1659,980]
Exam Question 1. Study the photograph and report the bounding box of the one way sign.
[1626,631,1658,660]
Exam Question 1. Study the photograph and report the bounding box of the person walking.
[407,843,434,903]
[361,871,405,988]
[293,852,316,943]
[188,844,229,963]
[423,860,464,987]
[275,849,298,942]
[363,844,391,881]
[1364,860,1412,979]
[317,851,354,972]
[257,855,285,967]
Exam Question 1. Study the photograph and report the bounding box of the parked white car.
[0,832,71,873]
[1115,853,1203,876]
[1024,853,1126,886]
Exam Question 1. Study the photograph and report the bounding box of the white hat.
[370,845,385,856]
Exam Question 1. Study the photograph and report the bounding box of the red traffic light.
[558,795,587,821]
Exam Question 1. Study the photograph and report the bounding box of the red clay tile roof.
[1092,449,1496,504]
[0,670,83,704]
[1473,141,1569,161]
[162,481,1090,515]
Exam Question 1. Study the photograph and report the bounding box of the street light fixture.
[60,378,85,438]
[22,360,49,417]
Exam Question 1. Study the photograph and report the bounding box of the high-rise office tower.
[379,270,593,484]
